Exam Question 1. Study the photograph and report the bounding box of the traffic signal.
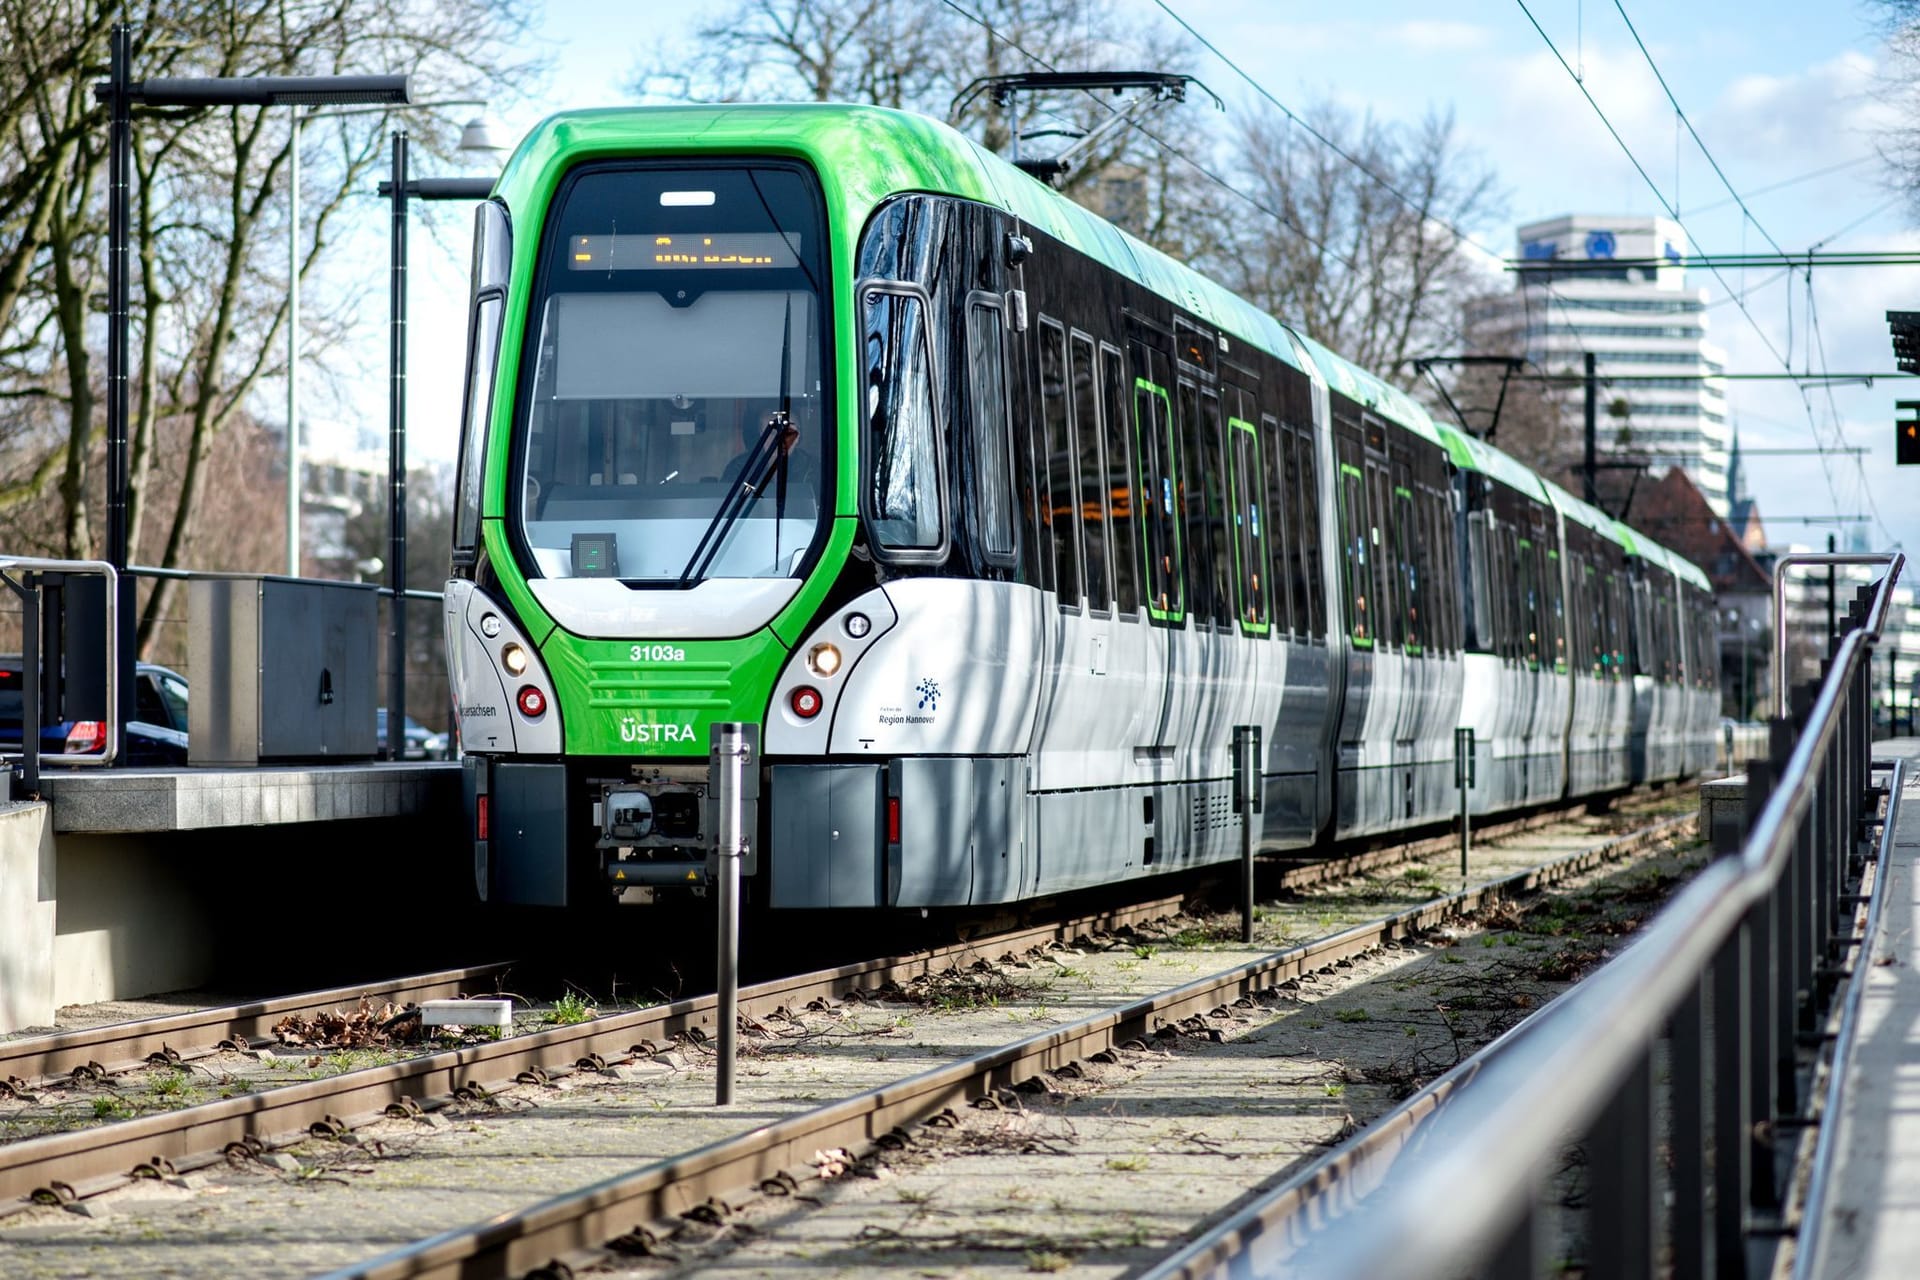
[1901,403,1920,466]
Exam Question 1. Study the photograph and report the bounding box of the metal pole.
[1827,533,1837,655]
[1457,727,1474,878]
[712,722,749,1105]
[18,574,39,795]
[1234,725,1259,944]
[105,25,133,761]
[286,110,301,578]
[1583,351,1598,506]
[386,130,408,761]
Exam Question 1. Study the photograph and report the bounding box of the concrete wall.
[52,833,220,1010]
[0,802,56,1033]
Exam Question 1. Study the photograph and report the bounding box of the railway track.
[0,896,1184,1210]
[320,810,1696,1280]
[0,963,517,1095]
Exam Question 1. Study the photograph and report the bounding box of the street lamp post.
[94,23,409,759]
[374,126,502,761]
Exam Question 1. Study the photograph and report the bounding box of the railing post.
[1669,977,1709,1277]
[1713,927,1751,1271]
[1589,1049,1656,1278]
[1487,1203,1539,1280]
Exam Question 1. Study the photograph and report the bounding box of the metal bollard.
[1232,725,1262,944]
[1455,727,1476,880]
[710,721,753,1106]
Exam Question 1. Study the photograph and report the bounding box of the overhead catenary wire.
[1147,0,1627,422]
[1514,0,1845,524]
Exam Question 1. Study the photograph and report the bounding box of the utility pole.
[1583,351,1598,506]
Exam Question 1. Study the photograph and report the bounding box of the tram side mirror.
[1002,233,1033,268]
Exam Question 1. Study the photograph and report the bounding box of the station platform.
[0,761,467,1033]
[1806,737,1920,1276]
[35,760,459,833]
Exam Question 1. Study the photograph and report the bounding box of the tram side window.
[1071,334,1111,611]
[1176,382,1216,627]
[1297,427,1324,640]
[1546,546,1566,671]
[1200,391,1234,628]
[1228,415,1268,633]
[1281,423,1313,640]
[864,289,945,555]
[1131,344,1182,621]
[454,295,504,558]
[454,202,511,560]
[964,301,1016,565]
[1465,508,1492,652]
[1038,319,1081,607]
[1337,447,1370,645]
[1366,459,1398,648]
[1100,344,1140,616]
[1393,481,1419,652]
[1517,538,1540,668]
[1259,414,1293,636]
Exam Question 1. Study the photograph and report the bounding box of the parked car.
[375,708,447,761]
[0,655,190,766]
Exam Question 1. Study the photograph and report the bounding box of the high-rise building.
[1467,214,1731,513]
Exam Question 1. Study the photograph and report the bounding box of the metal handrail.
[0,557,121,779]
[126,563,442,603]
[1156,551,1903,1279]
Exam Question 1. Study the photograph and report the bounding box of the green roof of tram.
[495,103,1305,373]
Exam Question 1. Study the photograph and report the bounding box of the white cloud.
[1704,50,1896,176]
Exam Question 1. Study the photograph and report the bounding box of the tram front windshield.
[514,164,831,584]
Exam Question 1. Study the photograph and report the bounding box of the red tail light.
[476,794,490,841]
[515,685,546,717]
[886,795,901,844]
[64,721,105,754]
[790,686,823,719]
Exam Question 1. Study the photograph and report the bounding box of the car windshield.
[514,163,831,584]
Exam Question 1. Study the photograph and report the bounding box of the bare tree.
[623,0,1219,254]
[1217,102,1503,383]
[0,0,541,657]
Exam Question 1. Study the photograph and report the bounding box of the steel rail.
[1207,556,1901,1280]
[0,897,1183,1207]
[0,963,518,1093]
[323,812,1696,1280]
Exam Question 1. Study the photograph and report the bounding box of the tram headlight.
[479,613,503,638]
[843,612,871,639]
[807,642,843,677]
[501,642,528,675]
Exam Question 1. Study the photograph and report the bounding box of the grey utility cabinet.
[189,575,379,765]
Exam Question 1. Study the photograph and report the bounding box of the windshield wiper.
[676,297,797,587]
[676,413,795,587]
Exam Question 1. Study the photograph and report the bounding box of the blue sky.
[313,0,1917,555]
